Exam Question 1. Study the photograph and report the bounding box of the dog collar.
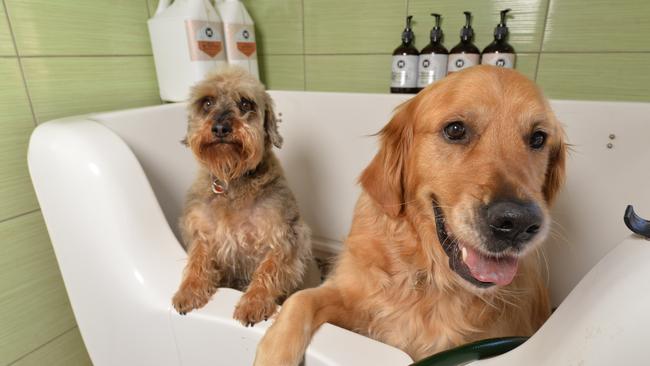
[211,177,227,195]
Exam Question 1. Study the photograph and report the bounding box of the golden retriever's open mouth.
[433,203,519,288]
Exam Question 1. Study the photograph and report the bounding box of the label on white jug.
[225,23,257,60]
[481,53,516,68]
[185,20,225,61]
[391,55,418,88]
[417,53,448,88]
[447,53,480,73]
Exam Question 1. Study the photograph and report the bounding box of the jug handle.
[154,0,173,16]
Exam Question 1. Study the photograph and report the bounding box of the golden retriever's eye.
[529,131,547,150]
[201,98,214,112]
[443,121,467,141]
[238,98,256,113]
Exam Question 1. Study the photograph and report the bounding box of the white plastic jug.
[148,0,227,102]
[217,0,259,79]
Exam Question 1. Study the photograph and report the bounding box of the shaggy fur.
[171,67,311,326]
[255,66,566,364]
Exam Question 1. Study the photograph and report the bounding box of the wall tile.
[259,54,304,90]
[22,56,161,122]
[409,0,549,53]
[11,327,91,366]
[537,53,650,102]
[0,211,76,364]
[0,58,39,222]
[305,54,391,93]
[147,0,158,18]
[242,0,303,55]
[543,0,650,52]
[303,0,403,54]
[0,2,15,56]
[6,0,152,56]
[514,53,539,80]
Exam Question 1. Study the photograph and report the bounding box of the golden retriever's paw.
[233,293,277,326]
[172,285,211,315]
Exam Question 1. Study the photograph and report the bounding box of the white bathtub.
[28,91,650,365]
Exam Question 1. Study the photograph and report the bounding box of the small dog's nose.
[212,122,232,137]
[486,200,543,246]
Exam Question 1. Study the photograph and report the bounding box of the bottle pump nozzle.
[460,11,474,41]
[494,9,511,40]
[402,15,414,44]
[430,13,443,43]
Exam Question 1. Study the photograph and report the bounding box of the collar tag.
[211,179,227,195]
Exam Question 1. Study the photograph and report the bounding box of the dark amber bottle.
[447,11,480,74]
[391,15,419,94]
[481,9,516,68]
[417,13,449,90]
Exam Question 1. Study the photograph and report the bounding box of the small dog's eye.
[238,98,255,113]
[202,98,214,112]
[529,131,547,150]
[443,121,467,141]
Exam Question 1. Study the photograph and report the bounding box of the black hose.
[410,337,529,366]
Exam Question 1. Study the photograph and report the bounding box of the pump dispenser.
[417,13,448,90]
[481,9,516,68]
[447,11,480,74]
[147,0,227,102]
[217,0,259,79]
[391,15,419,94]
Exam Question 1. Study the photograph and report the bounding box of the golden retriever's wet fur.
[255,66,566,364]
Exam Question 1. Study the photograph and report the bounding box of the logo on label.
[455,59,465,68]
[242,30,250,39]
[496,59,506,67]
[422,59,430,68]
[186,20,225,61]
[397,60,406,69]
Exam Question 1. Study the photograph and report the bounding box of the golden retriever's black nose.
[212,121,232,137]
[486,200,542,250]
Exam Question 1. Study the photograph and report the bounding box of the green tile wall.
[0,3,13,55]
[0,0,159,364]
[6,0,151,56]
[23,56,160,123]
[250,0,650,101]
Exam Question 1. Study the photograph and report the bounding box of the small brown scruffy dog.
[171,67,311,326]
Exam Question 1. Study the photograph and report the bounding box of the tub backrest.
[94,92,650,306]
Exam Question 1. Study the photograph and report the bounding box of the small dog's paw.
[233,293,277,326]
[172,285,211,315]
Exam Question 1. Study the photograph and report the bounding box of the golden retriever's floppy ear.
[359,104,413,217]
[262,91,283,148]
[543,131,567,204]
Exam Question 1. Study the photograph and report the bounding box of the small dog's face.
[361,66,566,291]
[185,67,282,181]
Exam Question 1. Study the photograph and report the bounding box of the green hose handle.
[410,336,529,366]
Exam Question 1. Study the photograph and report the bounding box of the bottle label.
[417,53,449,88]
[447,53,480,73]
[224,23,257,60]
[391,55,419,88]
[185,20,225,61]
[481,53,516,68]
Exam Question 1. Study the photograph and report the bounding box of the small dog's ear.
[359,102,413,217]
[543,122,567,204]
[262,91,283,149]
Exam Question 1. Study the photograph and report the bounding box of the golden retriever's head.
[185,66,281,183]
[360,66,566,290]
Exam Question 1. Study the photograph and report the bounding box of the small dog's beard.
[189,122,265,183]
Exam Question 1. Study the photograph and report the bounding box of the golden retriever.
[254,65,566,365]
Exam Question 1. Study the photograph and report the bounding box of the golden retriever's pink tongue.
[462,246,518,286]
